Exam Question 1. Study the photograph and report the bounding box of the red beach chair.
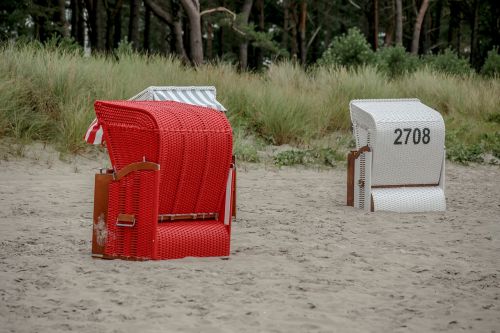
[91,100,235,260]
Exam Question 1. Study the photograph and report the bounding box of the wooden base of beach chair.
[92,171,113,258]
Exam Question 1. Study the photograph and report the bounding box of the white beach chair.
[346,99,446,212]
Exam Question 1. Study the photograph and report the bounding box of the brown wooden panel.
[92,173,113,257]
[158,213,218,222]
[372,183,438,188]
[346,151,356,206]
[232,163,237,218]
[100,254,149,261]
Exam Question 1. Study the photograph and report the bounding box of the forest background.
[0,0,499,165]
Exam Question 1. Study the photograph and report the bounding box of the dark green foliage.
[273,147,344,167]
[424,49,473,76]
[487,112,500,124]
[273,150,306,166]
[238,23,288,58]
[0,0,498,72]
[376,46,419,78]
[43,35,83,54]
[446,131,500,165]
[234,145,260,162]
[481,47,500,78]
[0,1,30,40]
[116,38,134,56]
[480,132,500,160]
[446,143,484,165]
[318,28,374,69]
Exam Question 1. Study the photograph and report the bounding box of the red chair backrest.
[95,100,233,216]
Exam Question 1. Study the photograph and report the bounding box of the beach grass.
[0,43,499,164]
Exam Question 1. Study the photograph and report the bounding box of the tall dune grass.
[0,43,499,162]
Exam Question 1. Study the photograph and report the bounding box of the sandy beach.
[0,144,499,332]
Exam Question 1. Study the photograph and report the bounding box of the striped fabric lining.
[84,118,104,145]
[84,86,226,145]
[141,86,226,112]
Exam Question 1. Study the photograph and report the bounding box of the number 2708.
[394,128,430,145]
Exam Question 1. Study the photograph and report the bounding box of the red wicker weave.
[94,100,234,260]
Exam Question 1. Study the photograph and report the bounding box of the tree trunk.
[430,0,443,52]
[238,0,253,70]
[448,0,461,52]
[218,20,225,57]
[97,0,106,50]
[144,5,151,51]
[322,1,332,49]
[104,1,123,50]
[71,0,78,39]
[290,2,298,61]
[33,7,47,42]
[180,0,203,65]
[144,0,190,63]
[298,0,307,65]
[395,0,403,45]
[470,0,480,68]
[206,21,213,60]
[239,42,249,70]
[283,0,289,50]
[71,0,85,46]
[58,0,70,37]
[411,0,430,54]
[384,0,395,46]
[187,11,203,65]
[106,6,114,49]
[174,18,189,62]
[85,0,106,52]
[85,0,96,49]
[255,0,265,68]
[372,0,379,49]
[114,4,122,48]
[421,5,431,53]
[128,0,141,50]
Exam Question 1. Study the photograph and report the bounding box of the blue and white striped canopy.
[130,86,226,111]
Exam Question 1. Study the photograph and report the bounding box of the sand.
[0,144,499,333]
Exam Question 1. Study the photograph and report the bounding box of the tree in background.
[411,0,430,54]
[0,0,498,70]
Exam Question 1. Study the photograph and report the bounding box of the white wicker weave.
[349,99,446,212]
[371,187,446,212]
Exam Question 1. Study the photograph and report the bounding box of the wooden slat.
[232,157,237,218]
[117,214,135,223]
[346,151,356,206]
[346,146,371,207]
[371,183,439,188]
[92,173,113,257]
[114,161,160,180]
[158,213,218,222]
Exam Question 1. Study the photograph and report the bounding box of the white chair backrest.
[350,99,445,187]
